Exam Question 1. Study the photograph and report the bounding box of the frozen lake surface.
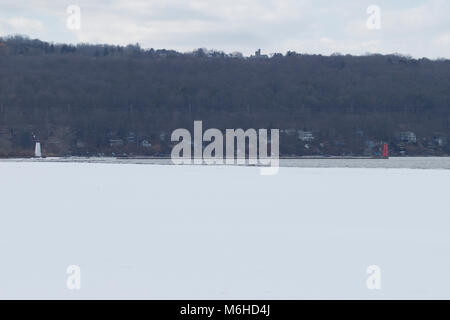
[2,156,450,169]
[0,161,450,299]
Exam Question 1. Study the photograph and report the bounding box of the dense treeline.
[0,35,449,157]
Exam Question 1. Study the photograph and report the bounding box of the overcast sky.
[0,0,449,58]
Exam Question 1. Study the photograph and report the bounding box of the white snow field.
[0,162,449,299]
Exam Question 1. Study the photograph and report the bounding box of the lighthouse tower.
[382,143,389,158]
[35,142,42,158]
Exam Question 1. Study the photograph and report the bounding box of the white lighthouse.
[34,142,42,157]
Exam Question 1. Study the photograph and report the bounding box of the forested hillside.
[0,35,449,157]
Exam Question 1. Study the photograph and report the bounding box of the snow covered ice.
[0,162,449,299]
